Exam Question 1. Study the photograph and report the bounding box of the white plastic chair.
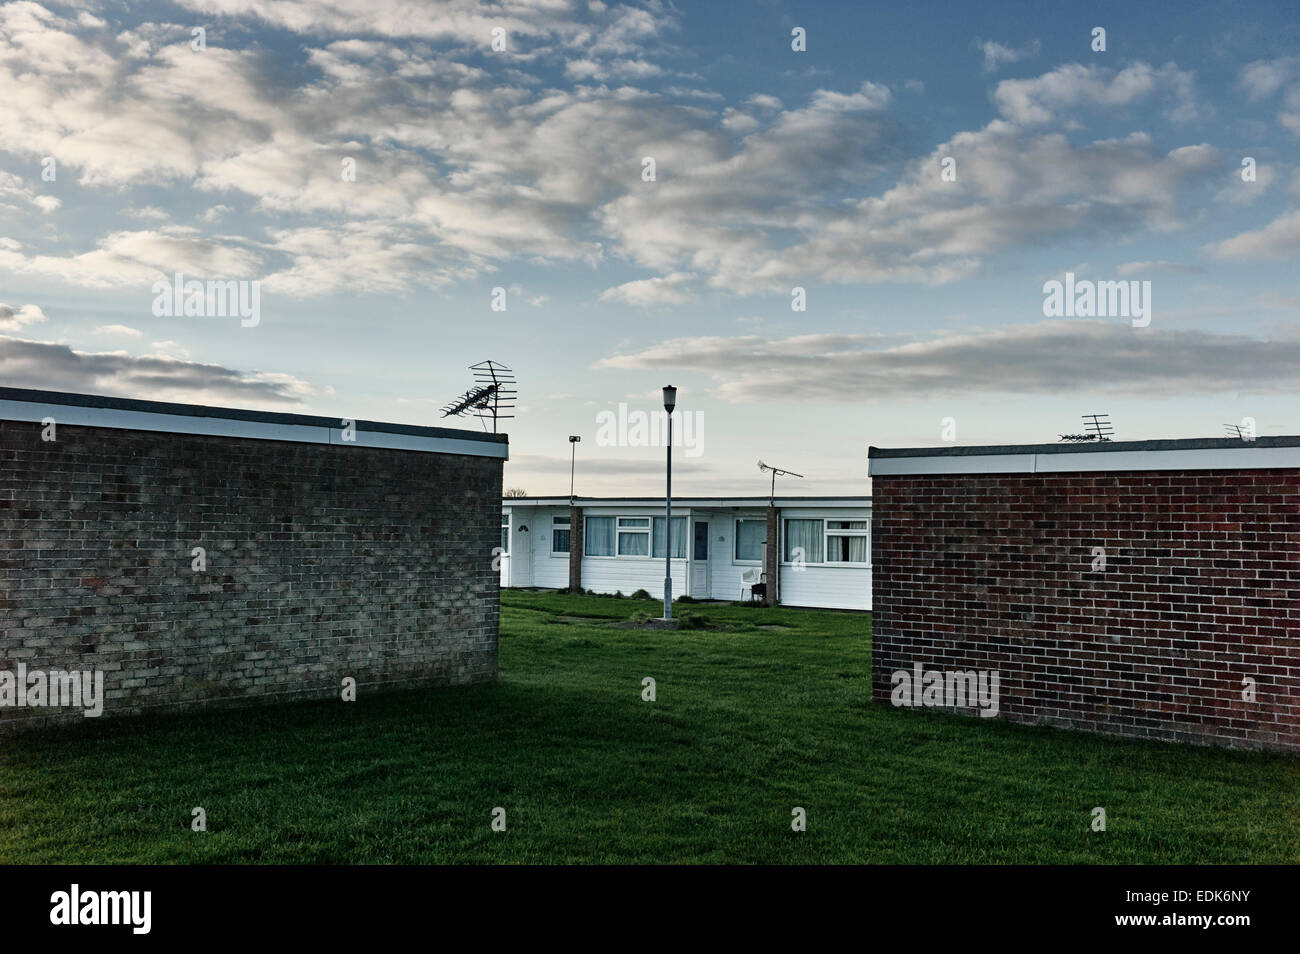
[740,567,762,602]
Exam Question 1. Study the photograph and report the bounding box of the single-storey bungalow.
[868,435,1300,751]
[0,386,507,732]
[501,495,871,610]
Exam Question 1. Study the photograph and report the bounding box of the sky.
[1,0,1299,496]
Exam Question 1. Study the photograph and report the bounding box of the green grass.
[1,590,1296,863]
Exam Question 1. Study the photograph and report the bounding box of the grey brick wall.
[0,420,503,731]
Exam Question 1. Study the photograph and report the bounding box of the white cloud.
[1116,261,1204,276]
[993,62,1199,124]
[976,38,1040,72]
[0,302,46,332]
[599,272,696,306]
[0,170,59,213]
[1206,209,1300,260]
[92,324,143,336]
[0,228,262,288]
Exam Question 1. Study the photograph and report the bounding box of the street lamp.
[568,435,581,504]
[662,385,677,621]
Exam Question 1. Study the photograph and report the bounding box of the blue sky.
[1,0,1298,495]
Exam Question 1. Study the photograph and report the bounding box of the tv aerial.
[440,360,516,433]
[758,460,804,504]
[1059,413,1113,443]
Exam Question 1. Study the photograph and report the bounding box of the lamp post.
[568,435,580,504]
[662,385,677,621]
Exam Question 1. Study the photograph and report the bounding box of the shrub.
[629,589,654,601]
[675,612,711,630]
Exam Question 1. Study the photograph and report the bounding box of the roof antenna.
[440,360,516,434]
[1059,413,1113,443]
[758,460,804,505]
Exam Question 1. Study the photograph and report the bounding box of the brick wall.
[0,420,502,731]
[871,470,1300,751]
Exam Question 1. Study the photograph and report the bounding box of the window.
[781,517,869,565]
[585,516,615,556]
[784,519,823,564]
[735,519,765,562]
[501,515,510,554]
[652,516,686,559]
[617,517,650,556]
[552,514,570,554]
[825,519,868,564]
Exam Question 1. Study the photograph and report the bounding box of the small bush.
[675,595,699,603]
[675,612,711,630]
[629,589,654,601]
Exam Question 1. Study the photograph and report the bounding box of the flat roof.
[869,435,1300,476]
[504,495,870,508]
[0,386,509,459]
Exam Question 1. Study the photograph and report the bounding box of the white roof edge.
[0,399,509,460]
[869,445,1300,476]
[496,501,873,509]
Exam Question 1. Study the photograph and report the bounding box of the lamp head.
[569,435,581,443]
[662,385,677,414]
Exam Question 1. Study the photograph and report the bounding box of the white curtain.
[827,533,868,563]
[784,519,824,563]
[653,516,686,558]
[586,517,615,556]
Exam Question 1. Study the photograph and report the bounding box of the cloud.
[595,322,1300,401]
[0,229,262,288]
[993,62,1199,124]
[1116,261,1205,276]
[0,302,46,332]
[599,271,696,305]
[0,335,323,406]
[1206,209,1300,260]
[91,324,143,336]
[1237,56,1300,134]
[0,170,59,213]
[976,38,1040,72]
[0,6,1273,309]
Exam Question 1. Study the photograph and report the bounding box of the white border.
[0,399,509,460]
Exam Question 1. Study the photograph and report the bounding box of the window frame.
[780,515,870,568]
[733,518,765,565]
[551,514,571,556]
[582,513,690,560]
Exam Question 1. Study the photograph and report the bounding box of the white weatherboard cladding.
[500,500,873,611]
[777,507,871,611]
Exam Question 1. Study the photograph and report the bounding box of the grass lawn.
[2,590,1296,864]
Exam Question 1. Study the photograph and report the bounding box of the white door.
[499,514,511,587]
[690,520,710,597]
[512,517,532,586]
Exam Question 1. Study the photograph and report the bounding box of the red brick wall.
[871,470,1300,750]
